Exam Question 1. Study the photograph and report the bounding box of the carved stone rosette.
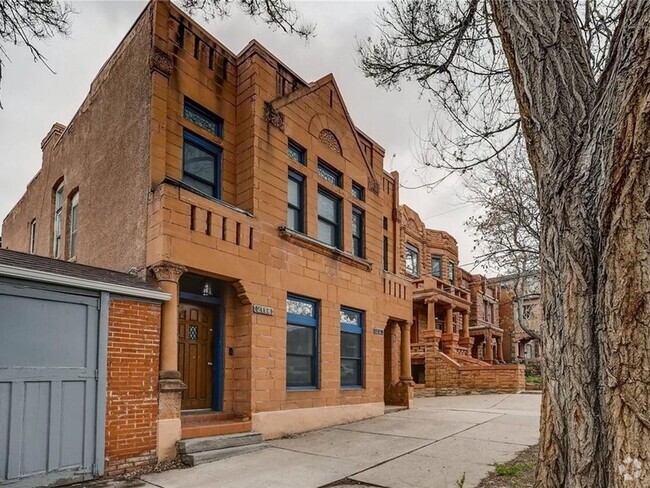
[369,179,381,195]
[150,46,174,77]
[263,102,285,132]
[151,262,186,283]
[318,129,342,155]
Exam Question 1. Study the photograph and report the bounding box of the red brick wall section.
[105,298,161,475]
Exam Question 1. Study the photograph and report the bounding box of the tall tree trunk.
[491,1,650,486]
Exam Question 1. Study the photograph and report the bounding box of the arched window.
[29,219,36,254]
[52,181,64,258]
[69,191,79,259]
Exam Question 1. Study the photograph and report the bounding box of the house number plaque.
[373,328,384,336]
[253,305,274,316]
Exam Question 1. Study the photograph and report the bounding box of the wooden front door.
[178,303,214,410]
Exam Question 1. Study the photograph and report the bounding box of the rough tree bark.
[491,1,650,487]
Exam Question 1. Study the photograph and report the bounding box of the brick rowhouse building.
[398,207,522,394]
[1,0,523,474]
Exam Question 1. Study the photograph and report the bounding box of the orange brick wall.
[145,0,413,419]
[426,353,525,393]
[105,298,161,475]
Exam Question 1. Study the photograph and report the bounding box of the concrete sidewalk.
[141,394,541,488]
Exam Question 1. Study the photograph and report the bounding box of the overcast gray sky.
[0,0,481,270]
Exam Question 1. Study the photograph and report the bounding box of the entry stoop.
[177,432,266,466]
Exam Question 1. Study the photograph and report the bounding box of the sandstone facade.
[1,0,522,469]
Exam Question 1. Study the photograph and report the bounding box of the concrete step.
[181,420,252,439]
[181,443,267,467]
[178,432,263,454]
[181,410,236,425]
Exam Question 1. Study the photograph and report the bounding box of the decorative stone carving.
[392,207,401,223]
[151,262,186,283]
[318,129,342,155]
[369,179,381,195]
[263,102,285,132]
[150,46,173,77]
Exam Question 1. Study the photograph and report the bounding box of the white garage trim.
[0,264,170,301]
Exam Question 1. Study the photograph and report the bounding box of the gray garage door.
[0,282,106,487]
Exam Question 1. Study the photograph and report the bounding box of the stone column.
[496,336,504,363]
[441,305,459,356]
[152,262,186,377]
[458,310,474,352]
[427,300,435,330]
[398,321,415,408]
[151,262,186,461]
[399,322,413,382]
[485,331,494,362]
[445,306,453,334]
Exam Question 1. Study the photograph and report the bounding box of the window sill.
[278,227,373,271]
[341,386,364,391]
[160,177,254,218]
[287,386,319,392]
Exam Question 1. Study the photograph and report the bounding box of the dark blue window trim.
[180,292,224,411]
[352,206,364,258]
[184,98,224,137]
[317,187,342,249]
[287,169,305,233]
[183,129,222,199]
[340,307,364,388]
[286,294,319,389]
[288,140,306,165]
[352,182,365,201]
[317,159,342,187]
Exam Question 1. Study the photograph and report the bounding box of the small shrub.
[494,462,535,476]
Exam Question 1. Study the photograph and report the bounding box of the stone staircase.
[177,432,266,466]
[180,410,252,439]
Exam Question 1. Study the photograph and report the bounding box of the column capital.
[399,321,413,331]
[151,262,186,283]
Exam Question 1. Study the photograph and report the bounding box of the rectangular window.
[383,236,389,271]
[288,140,306,165]
[287,170,305,233]
[317,160,342,187]
[405,243,419,276]
[29,220,36,254]
[69,192,79,259]
[184,98,223,137]
[352,182,364,201]
[352,207,364,258]
[53,182,64,258]
[317,189,341,248]
[449,260,456,283]
[286,295,319,389]
[340,307,363,388]
[183,129,222,199]
[431,255,442,278]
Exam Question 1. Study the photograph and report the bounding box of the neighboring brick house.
[468,274,504,363]
[0,0,522,471]
[492,271,543,364]
[399,206,523,393]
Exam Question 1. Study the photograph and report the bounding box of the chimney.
[40,123,66,152]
